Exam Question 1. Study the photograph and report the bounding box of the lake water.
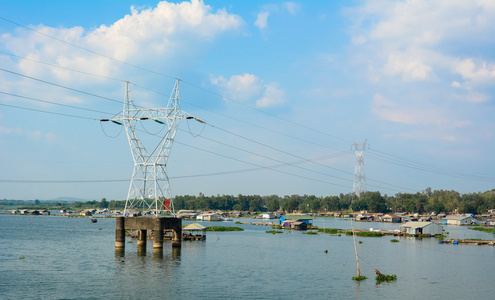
[1,214,494,299]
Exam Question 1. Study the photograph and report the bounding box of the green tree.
[100,198,108,208]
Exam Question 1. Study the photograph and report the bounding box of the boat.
[91,218,97,223]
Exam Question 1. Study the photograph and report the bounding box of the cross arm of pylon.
[100,109,205,124]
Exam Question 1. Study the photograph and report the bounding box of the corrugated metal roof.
[283,214,312,220]
[399,221,438,229]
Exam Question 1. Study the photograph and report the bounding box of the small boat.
[91,218,97,223]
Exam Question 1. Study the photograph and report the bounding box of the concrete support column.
[153,218,164,250]
[172,227,182,248]
[138,229,147,246]
[115,216,125,249]
[137,229,147,256]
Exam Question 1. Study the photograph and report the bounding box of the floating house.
[20,210,39,215]
[400,222,443,236]
[177,210,198,220]
[196,213,221,221]
[80,209,94,216]
[281,219,308,230]
[262,213,274,219]
[382,214,402,223]
[443,215,476,225]
[279,214,313,225]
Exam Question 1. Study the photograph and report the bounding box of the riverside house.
[382,214,402,223]
[279,214,313,226]
[196,212,221,221]
[443,215,476,225]
[400,222,443,236]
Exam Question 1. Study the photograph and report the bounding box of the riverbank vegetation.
[2,188,494,215]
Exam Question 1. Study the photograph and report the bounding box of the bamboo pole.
[351,219,360,277]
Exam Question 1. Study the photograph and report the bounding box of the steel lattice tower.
[105,79,200,216]
[352,140,368,197]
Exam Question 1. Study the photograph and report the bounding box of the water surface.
[1,215,494,299]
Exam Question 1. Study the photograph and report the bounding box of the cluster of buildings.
[351,210,495,226]
[349,210,495,237]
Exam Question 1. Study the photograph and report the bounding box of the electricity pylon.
[102,79,202,216]
[352,139,369,197]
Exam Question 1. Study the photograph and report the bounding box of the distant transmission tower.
[352,139,369,197]
[102,80,203,216]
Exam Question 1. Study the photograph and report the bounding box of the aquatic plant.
[265,230,283,234]
[390,239,399,243]
[205,226,244,232]
[318,228,343,234]
[346,231,384,237]
[470,226,494,233]
[19,256,25,259]
[375,274,397,282]
[436,235,446,240]
[352,275,367,281]
[303,231,318,235]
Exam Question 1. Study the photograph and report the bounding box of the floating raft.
[440,239,495,246]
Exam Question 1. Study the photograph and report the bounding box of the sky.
[0,0,494,201]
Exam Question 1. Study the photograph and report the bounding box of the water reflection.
[115,248,125,257]
[153,249,163,259]
[137,244,147,256]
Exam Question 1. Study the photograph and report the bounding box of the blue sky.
[0,0,494,201]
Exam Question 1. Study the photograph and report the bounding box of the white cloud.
[255,11,270,29]
[211,73,286,108]
[254,2,299,29]
[371,94,417,125]
[211,73,263,101]
[349,0,495,87]
[453,58,495,82]
[256,82,286,107]
[383,52,432,81]
[1,0,243,93]
[284,2,301,15]
[451,81,461,88]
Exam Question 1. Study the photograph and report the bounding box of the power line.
[0,15,351,146]
[0,91,114,116]
[0,103,96,120]
[1,16,491,193]
[0,67,123,104]
[0,16,178,81]
[367,149,494,183]
[0,50,124,83]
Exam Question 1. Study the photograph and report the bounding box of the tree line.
[3,188,494,215]
[173,188,495,215]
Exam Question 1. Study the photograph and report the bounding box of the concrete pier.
[115,216,126,249]
[115,216,182,253]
